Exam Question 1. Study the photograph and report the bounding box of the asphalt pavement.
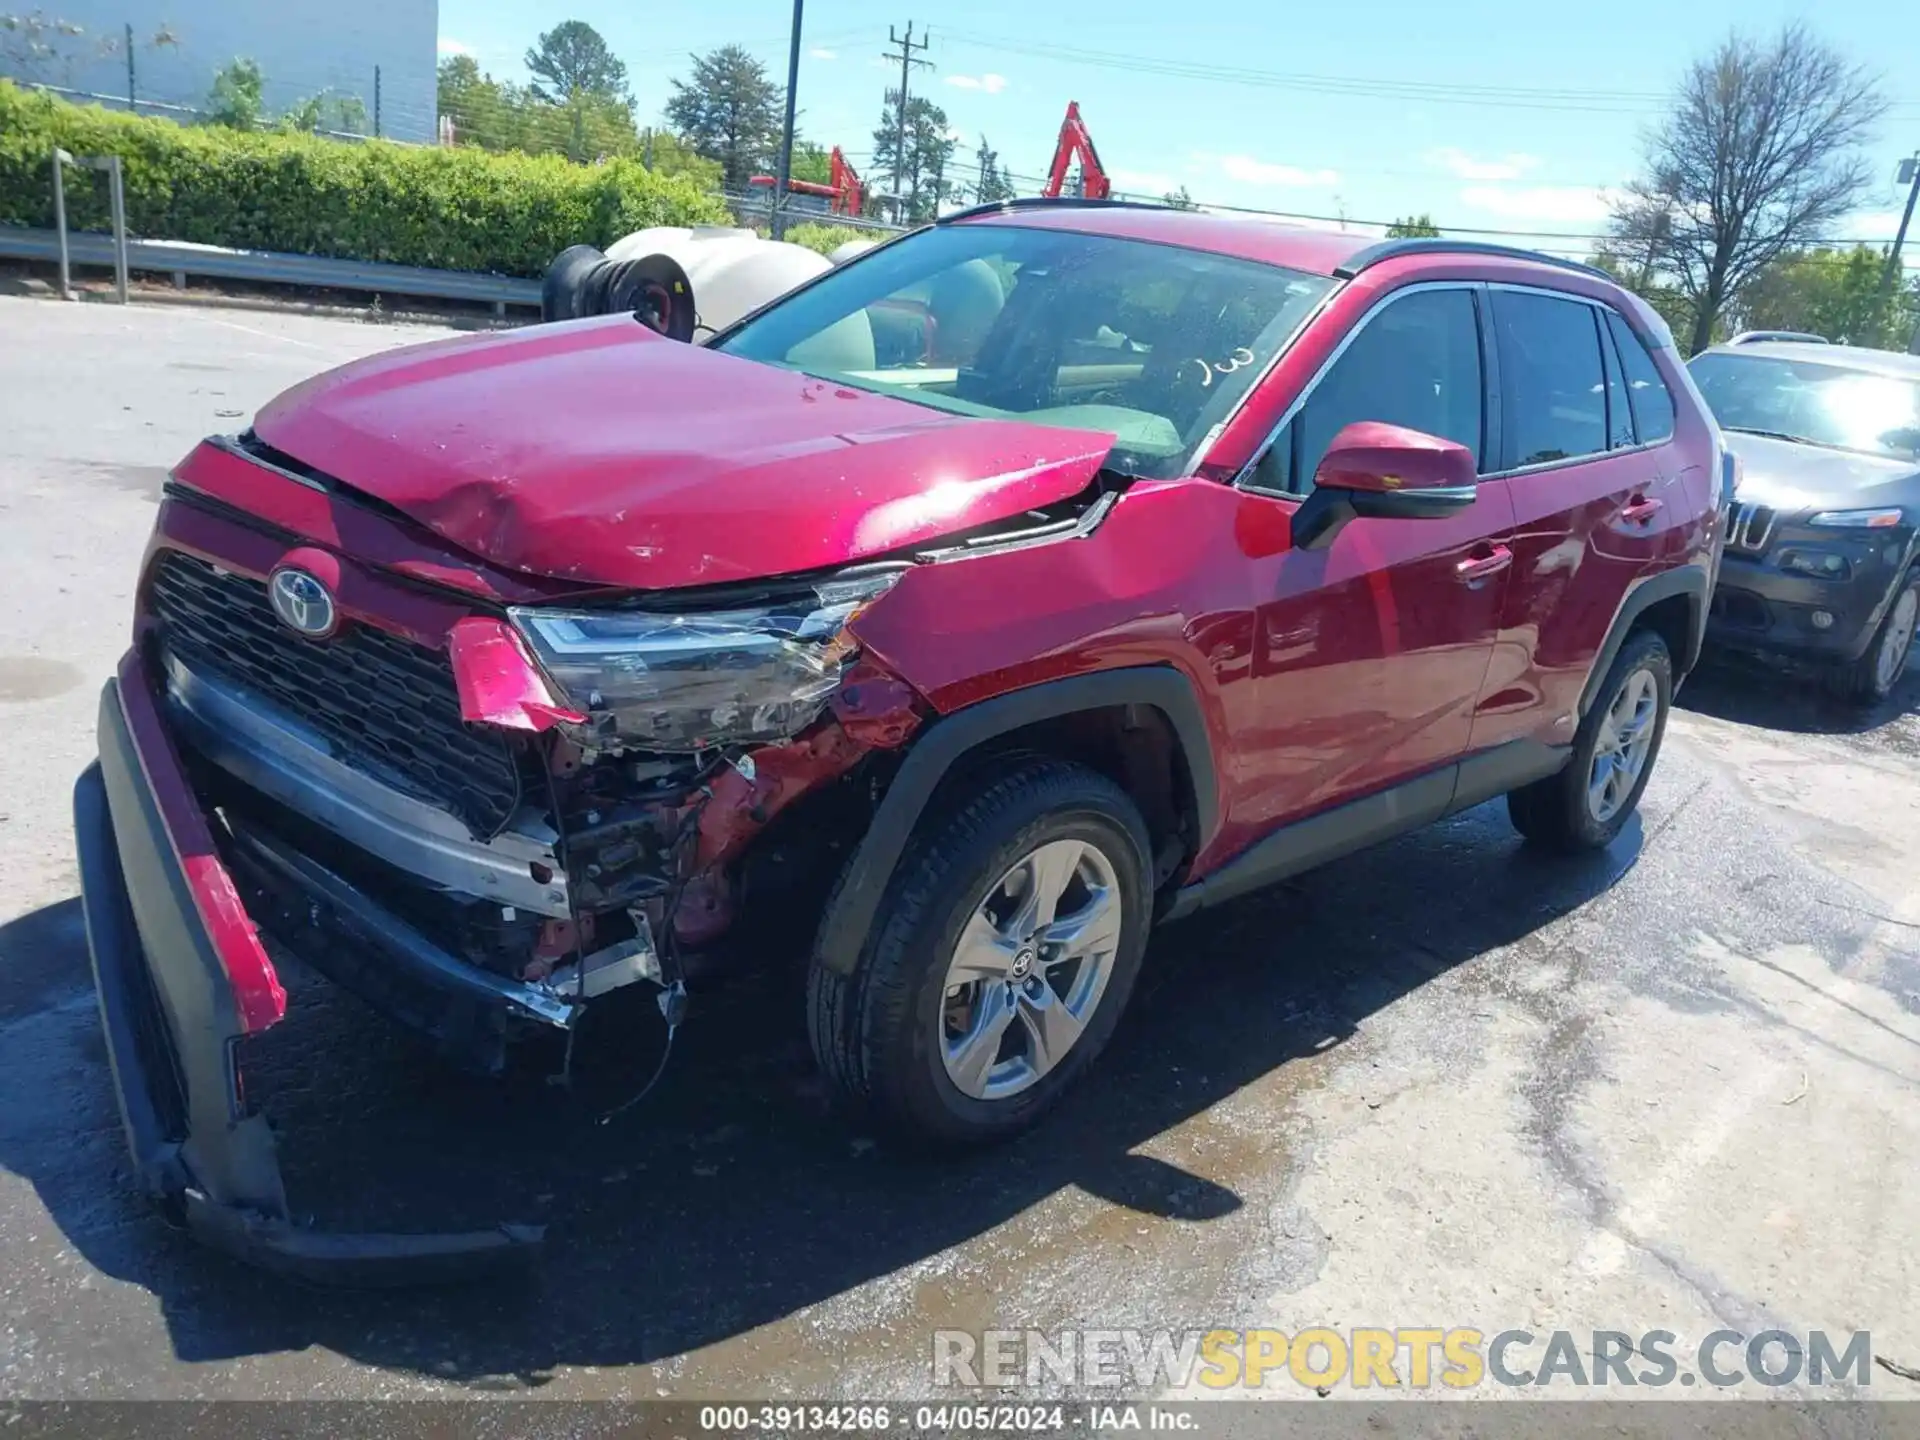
[1,295,1917,1402]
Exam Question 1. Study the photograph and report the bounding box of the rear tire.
[1828,570,1919,705]
[807,757,1153,1148]
[1509,629,1673,854]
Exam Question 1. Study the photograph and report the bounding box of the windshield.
[1688,352,1920,461]
[713,223,1332,479]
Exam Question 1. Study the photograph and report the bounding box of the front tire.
[807,757,1153,1148]
[1830,571,1919,705]
[1509,629,1673,854]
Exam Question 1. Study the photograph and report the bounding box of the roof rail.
[1726,330,1828,346]
[937,195,1174,225]
[1332,237,1615,282]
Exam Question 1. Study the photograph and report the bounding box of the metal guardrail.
[0,224,543,311]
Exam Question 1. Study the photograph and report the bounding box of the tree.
[1387,214,1440,238]
[1609,24,1886,354]
[524,20,628,105]
[971,136,1015,204]
[1162,186,1197,211]
[1738,246,1914,347]
[789,140,832,186]
[439,54,691,169]
[205,57,263,130]
[281,89,368,136]
[665,45,783,192]
[872,90,956,223]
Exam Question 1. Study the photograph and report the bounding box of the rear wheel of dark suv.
[807,758,1154,1147]
[1829,568,1920,704]
[1508,629,1674,853]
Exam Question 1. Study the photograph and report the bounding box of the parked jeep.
[74,200,1724,1281]
[1689,338,1920,701]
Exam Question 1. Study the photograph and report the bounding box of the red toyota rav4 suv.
[74,200,1723,1279]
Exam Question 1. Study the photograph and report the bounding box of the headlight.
[509,570,902,752]
[1808,508,1903,529]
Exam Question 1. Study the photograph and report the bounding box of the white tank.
[828,239,878,265]
[602,225,831,334]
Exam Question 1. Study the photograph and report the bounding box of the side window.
[1599,318,1635,449]
[1605,311,1676,444]
[1491,289,1606,468]
[1282,288,1484,493]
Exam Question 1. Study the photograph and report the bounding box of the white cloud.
[808,46,837,60]
[1848,210,1909,241]
[1430,147,1540,182]
[1459,184,1615,223]
[1217,154,1339,188]
[945,73,1009,94]
[437,36,474,57]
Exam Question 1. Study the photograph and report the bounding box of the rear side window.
[1605,311,1676,443]
[1599,322,1635,450]
[1491,290,1606,468]
[1270,288,1484,493]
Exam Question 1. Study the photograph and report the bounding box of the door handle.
[1622,493,1663,523]
[1456,544,1513,583]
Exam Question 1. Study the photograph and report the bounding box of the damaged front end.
[75,499,928,1284]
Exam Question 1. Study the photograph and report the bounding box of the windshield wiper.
[1723,425,1813,445]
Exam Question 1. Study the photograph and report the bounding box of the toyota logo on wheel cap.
[267,566,338,638]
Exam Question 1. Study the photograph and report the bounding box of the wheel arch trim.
[814,666,1219,977]
[1578,563,1709,718]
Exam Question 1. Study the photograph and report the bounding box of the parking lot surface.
[1,296,1917,1400]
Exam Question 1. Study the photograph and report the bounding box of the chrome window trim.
[1232,280,1482,495]
[1232,278,1680,495]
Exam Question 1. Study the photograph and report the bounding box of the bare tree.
[1612,24,1886,354]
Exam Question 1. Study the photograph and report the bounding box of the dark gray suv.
[1690,340,1920,701]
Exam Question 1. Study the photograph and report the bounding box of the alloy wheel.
[939,838,1124,1101]
[1587,666,1659,825]
[1875,587,1919,693]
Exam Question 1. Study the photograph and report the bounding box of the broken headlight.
[508,570,901,753]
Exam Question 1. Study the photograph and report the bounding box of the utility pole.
[771,0,804,240]
[374,65,382,139]
[1880,153,1918,325]
[125,23,135,109]
[881,22,931,222]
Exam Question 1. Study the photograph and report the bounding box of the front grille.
[1728,502,1777,554]
[147,551,522,837]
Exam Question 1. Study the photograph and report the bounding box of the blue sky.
[438,0,1920,261]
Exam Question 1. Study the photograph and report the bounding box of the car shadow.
[0,797,1640,1385]
[1677,645,1920,737]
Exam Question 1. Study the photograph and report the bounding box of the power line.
[879,21,932,218]
[937,28,1920,117]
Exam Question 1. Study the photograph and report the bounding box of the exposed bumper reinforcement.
[75,662,546,1285]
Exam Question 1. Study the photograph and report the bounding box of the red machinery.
[1040,101,1109,200]
[750,146,866,217]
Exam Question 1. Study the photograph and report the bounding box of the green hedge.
[0,82,731,278]
[784,222,879,257]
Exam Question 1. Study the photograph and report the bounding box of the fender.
[813,666,1219,976]
[1578,561,1710,718]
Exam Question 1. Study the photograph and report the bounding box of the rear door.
[1468,287,1686,755]
[1227,284,1514,833]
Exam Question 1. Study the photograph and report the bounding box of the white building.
[1,0,439,143]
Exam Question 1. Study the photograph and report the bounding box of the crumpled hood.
[1725,431,1920,515]
[252,316,1116,590]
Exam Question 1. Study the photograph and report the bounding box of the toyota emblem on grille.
[267,566,337,638]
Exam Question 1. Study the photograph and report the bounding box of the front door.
[1224,284,1514,836]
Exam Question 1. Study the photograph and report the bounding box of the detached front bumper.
[73,655,545,1285]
